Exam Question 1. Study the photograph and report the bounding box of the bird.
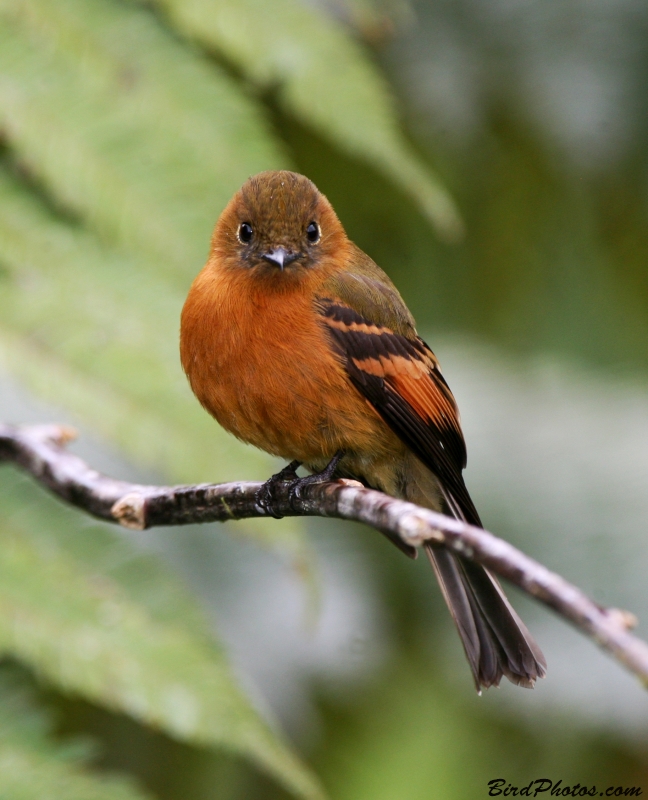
[180,169,546,691]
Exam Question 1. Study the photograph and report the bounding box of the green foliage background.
[1,0,648,797]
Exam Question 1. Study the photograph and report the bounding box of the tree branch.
[1,422,647,687]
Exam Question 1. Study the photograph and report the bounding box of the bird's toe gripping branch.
[254,459,301,519]
[255,452,345,518]
[287,451,345,508]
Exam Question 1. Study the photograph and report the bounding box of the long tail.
[399,456,546,691]
[425,543,546,690]
[426,487,546,690]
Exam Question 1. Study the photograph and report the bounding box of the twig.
[1,422,647,687]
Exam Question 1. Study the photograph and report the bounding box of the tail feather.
[427,544,546,689]
[425,545,497,688]
[459,557,547,686]
[361,452,547,690]
[430,486,546,690]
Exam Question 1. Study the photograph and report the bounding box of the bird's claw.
[286,451,344,510]
[255,460,301,519]
[255,453,345,517]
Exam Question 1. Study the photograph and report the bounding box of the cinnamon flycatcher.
[180,170,546,690]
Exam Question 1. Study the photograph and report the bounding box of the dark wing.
[317,298,481,526]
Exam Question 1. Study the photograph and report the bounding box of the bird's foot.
[255,460,301,519]
[287,451,344,510]
[255,453,345,518]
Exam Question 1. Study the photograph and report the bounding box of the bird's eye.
[238,222,253,243]
[306,221,320,243]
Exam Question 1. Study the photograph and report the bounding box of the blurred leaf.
[0,0,287,277]
[0,470,327,800]
[0,163,311,559]
[0,748,152,800]
[0,665,153,800]
[325,0,415,41]
[146,0,461,238]
[2,469,215,641]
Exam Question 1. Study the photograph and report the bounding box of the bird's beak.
[261,247,299,270]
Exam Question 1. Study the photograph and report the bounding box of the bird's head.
[210,171,347,279]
